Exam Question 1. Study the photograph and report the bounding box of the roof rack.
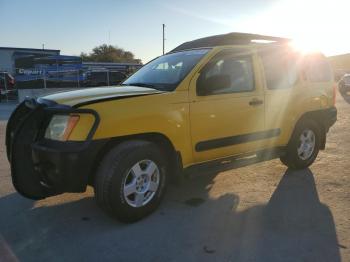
[171,32,291,52]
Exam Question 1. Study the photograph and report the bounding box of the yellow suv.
[6,33,337,222]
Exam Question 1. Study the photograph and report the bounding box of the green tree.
[80,44,141,64]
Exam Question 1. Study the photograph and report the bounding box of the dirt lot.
[0,94,349,262]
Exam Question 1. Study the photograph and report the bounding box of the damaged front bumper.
[6,98,105,200]
[31,139,106,194]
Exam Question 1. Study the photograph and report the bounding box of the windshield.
[123,49,210,91]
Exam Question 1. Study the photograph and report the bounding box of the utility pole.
[162,24,165,55]
[42,43,45,50]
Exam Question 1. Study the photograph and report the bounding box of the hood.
[42,86,164,107]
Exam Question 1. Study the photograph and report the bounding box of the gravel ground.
[0,93,349,262]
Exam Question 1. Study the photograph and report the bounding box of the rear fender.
[289,107,337,150]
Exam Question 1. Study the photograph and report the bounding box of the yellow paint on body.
[44,45,335,168]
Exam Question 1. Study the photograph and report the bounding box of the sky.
[0,0,349,63]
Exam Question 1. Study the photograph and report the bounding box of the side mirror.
[197,74,231,96]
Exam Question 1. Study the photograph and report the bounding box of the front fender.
[80,92,194,166]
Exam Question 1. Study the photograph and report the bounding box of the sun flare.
[235,0,350,56]
[289,39,321,54]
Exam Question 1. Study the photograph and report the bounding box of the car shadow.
[0,167,341,262]
[230,169,341,262]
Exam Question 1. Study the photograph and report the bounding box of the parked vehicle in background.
[83,70,127,87]
[15,55,138,89]
[338,74,350,94]
[0,72,16,102]
[6,33,337,222]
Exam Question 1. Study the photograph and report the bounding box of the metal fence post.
[77,69,80,88]
[107,70,110,86]
[43,69,47,89]
[4,71,8,102]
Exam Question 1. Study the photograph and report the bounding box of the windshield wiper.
[122,82,156,89]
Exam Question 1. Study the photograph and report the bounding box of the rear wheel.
[94,141,167,222]
[280,120,321,169]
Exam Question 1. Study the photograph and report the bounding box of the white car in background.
[339,74,350,94]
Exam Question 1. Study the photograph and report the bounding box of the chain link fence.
[15,68,83,89]
[0,69,17,103]
[0,67,128,103]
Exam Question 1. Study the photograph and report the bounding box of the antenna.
[162,24,165,55]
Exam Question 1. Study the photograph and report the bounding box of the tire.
[280,120,321,169]
[94,140,167,223]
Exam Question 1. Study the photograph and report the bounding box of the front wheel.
[280,120,321,169]
[94,141,167,223]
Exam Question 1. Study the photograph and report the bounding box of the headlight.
[45,115,80,141]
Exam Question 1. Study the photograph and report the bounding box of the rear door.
[259,48,301,147]
[189,48,266,163]
[303,54,334,107]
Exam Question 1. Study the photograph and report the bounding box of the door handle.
[249,98,263,106]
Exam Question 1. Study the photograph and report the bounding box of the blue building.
[0,46,60,74]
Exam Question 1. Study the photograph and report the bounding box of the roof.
[171,32,291,52]
[34,55,81,61]
[0,47,60,53]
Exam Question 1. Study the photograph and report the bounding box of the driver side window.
[197,52,255,96]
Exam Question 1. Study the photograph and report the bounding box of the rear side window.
[260,49,298,90]
[304,55,332,82]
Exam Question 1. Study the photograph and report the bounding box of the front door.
[189,49,266,163]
